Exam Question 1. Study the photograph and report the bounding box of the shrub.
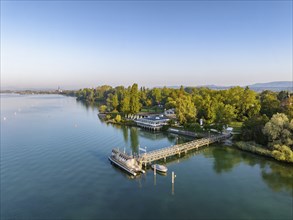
[235,141,293,163]
[272,145,293,163]
[235,141,272,157]
[115,115,122,123]
[99,105,107,113]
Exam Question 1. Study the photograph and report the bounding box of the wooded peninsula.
[74,84,293,163]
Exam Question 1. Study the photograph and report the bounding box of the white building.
[136,115,169,131]
[164,108,175,116]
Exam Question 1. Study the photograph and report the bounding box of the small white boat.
[151,164,168,173]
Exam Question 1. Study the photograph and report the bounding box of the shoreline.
[98,112,213,138]
[235,141,293,164]
[100,114,293,164]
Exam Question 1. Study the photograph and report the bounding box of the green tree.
[139,87,148,106]
[112,94,119,111]
[263,113,293,149]
[224,86,260,121]
[176,95,197,125]
[99,105,107,113]
[152,88,162,105]
[84,89,94,102]
[146,99,153,107]
[197,91,217,124]
[277,91,290,102]
[241,87,261,119]
[260,91,281,118]
[284,97,293,119]
[115,86,126,110]
[106,94,114,111]
[106,93,119,112]
[280,95,293,120]
[121,93,130,114]
[94,85,112,101]
[241,115,269,145]
[165,97,176,109]
[214,103,236,131]
[129,83,141,114]
[224,86,244,120]
[161,87,172,105]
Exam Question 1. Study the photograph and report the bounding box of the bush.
[162,125,170,131]
[183,123,202,132]
[235,141,293,163]
[272,145,293,163]
[99,105,107,113]
[235,141,272,157]
[115,115,122,123]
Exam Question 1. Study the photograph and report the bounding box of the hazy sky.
[1,1,292,89]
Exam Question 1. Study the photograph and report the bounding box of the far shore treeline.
[75,84,293,163]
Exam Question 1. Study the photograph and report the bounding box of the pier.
[136,133,231,166]
[110,133,231,175]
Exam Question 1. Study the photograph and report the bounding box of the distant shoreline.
[0,90,76,96]
[1,80,292,94]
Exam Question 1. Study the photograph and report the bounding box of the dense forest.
[75,84,293,162]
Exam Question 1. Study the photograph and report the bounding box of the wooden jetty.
[110,133,231,175]
[136,133,231,166]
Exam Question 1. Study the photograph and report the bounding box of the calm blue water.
[1,94,292,220]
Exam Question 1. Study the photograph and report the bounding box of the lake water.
[1,94,292,220]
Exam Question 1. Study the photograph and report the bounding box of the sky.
[1,0,292,89]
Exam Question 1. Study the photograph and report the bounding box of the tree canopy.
[76,84,292,132]
[263,113,293,149]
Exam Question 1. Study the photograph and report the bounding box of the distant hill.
[249,81,292,88]
[247,81,292,92]
[193,81,292,92]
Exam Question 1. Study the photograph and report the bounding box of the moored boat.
[151,164,168,173]
[109,148,143,176]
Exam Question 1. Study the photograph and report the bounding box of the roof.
[141,115,169,121]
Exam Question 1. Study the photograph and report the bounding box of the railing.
[137,133,231,164]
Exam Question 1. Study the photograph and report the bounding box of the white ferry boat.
[109,149,143,176]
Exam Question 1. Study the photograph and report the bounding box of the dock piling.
[171,171,176,184]
[171,171,176,195]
